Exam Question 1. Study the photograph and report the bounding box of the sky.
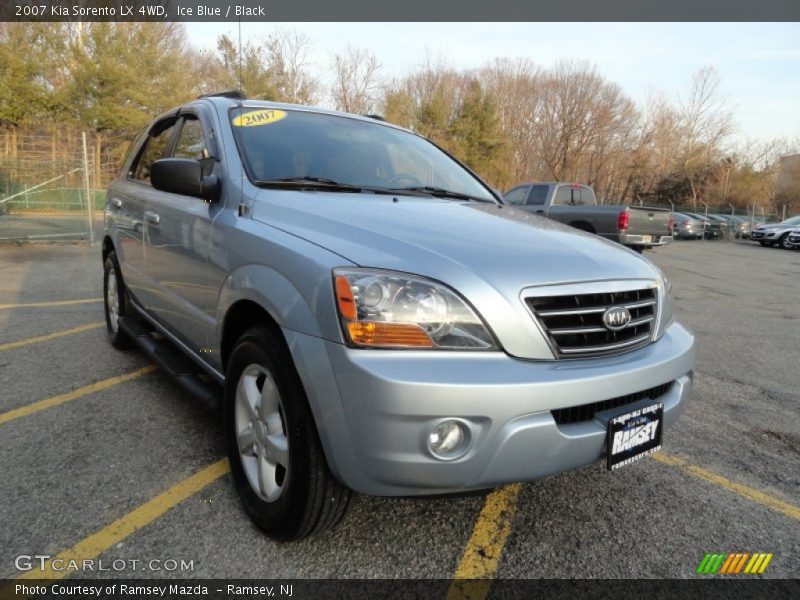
[185,22,800,144]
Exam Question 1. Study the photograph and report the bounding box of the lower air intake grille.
[526,286,658,358]
[551,381,673,425]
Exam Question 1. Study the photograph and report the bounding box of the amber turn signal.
[335,275,357,320]
[347,321,434,348]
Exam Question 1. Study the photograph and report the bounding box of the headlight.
[333,269,497,350]
[655,270,674,340]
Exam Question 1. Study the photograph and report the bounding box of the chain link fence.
[0,128,133,243]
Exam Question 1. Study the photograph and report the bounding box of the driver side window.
[504,186,530,206]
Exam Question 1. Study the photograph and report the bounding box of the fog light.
[428,420,467,459]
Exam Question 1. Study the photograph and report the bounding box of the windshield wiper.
[252,177,365,192]
[390,186,496,203]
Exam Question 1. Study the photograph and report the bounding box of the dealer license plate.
[606,403,663,470]
[641,235,653,243]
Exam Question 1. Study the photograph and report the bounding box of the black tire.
[631,246,644,254]
[224,325,351,541]
[779,234,792,250]
[103,251,132,350]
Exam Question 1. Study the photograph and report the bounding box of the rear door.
[142,111,218,351]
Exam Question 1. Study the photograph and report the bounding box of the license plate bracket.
[606,403,663,470]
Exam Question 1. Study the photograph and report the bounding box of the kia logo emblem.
[603,306,632,331]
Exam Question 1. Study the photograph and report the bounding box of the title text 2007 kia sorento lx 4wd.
[102,94,695,541]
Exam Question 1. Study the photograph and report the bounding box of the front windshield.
[780,216,800,225]
[229,107,495,201]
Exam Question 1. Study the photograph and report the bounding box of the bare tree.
[479,57,543,188]
[674,66,735,204]
[330,45,381,114]
[266,28,319,105]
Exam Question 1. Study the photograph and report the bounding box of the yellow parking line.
[447,483,522,600]
[0,298,102,310]
[9,458,230,582]
[653,452,800,521]
[0,365,157,425]
[0,321,104,352]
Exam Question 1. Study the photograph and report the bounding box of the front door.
[143,115,217,352]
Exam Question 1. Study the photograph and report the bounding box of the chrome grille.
[525,286,657,358]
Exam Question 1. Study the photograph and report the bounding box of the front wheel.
[779,234,792,250]
[225,325,351,541]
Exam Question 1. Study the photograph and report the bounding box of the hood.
[251,190,659,287]
[251,191,663,360]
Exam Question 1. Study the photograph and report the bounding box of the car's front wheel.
[779,234,792,250]
[225,325,351,541]
[103,251,132,349]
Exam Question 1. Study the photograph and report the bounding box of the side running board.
[118,316,221,409]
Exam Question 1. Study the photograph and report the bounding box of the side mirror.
[151,158,220,202]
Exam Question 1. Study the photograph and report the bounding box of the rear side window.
[132,122,177,184]
[528,185,549,206]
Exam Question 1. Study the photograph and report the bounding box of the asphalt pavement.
[0,240,797,581]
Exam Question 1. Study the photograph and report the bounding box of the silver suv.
[751,216,800,248]
[102,95,695,540]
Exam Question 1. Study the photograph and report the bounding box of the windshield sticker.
[232,109,287,127]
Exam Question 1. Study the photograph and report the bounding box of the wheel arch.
[220,299,285,372]
[102,235,115,262]
[215,264,335,370]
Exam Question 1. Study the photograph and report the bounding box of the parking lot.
[0,240,798,582]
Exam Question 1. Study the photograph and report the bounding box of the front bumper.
[620,233,673,246]
[751,230,777,240]
[286,321,695,496]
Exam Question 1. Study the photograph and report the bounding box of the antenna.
[237,19,244,96]
[236,18,246,218]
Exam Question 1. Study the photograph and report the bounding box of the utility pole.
[82,132,94,245]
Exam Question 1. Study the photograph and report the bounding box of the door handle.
[110,198,122,209]
[144,211,160,225]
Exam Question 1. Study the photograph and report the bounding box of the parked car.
[785,228,800,249]
[102,95,695,541]
[750,216,800,248]
[709,214,752,239]
[706,214,732,237]
[727,215,752,239]
[503,182,673,252]
[682,213,721,239]
[672,213,704,240]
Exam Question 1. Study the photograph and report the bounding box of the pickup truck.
[102,95,695,540]
[503,182,673,251]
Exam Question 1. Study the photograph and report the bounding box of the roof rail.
[198,90,246,100]
[363,114,386,121]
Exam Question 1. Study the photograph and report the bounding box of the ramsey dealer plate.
[607,403,663,470]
